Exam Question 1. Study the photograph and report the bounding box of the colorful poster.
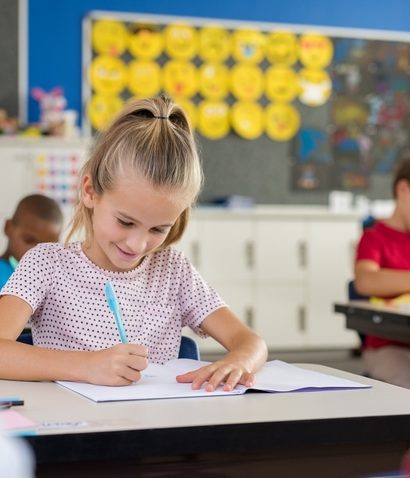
[34,151,85,205]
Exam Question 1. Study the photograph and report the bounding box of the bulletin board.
[82,11,410,204]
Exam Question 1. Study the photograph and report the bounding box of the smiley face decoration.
[86,16,333,141]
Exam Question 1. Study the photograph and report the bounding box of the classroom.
[0,1,409,477]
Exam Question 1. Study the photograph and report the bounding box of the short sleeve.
[177,255,226,336]
[0,244,56,312]
[356,229,382,265]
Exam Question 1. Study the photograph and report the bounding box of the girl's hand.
[175,359,255,392]
[85,344,148,386]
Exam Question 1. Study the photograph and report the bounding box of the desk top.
[335,301,410,343]
[1,364,409,464]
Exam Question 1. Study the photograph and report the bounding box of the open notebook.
[56,359,370,403]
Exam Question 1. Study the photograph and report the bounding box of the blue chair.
[16,332,33,345]
[17,332,200,360]
[178,336,200,360]
[348,280,369,348]
[348,280,369,302]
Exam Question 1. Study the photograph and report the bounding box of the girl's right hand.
[85,344,148,386]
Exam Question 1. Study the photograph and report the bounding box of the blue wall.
[28,0,410,125]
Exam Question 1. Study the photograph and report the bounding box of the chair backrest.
[178,336,200,360]
[16,333,33,345]
[347,280,369,346]
[17,332,200,360]
[348,280,369,301]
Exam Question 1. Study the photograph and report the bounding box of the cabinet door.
[185,283,254,354]
[254,285,307,349]
[306,220,360,348]
[196,219,254,284]
[255,220,307,282]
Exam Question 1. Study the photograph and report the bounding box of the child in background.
[0,194,63,289]
[0,96,267,390]
[355,156,410,389]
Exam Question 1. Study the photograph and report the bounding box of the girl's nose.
[126,230,148,254]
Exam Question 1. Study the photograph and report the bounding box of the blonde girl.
[0,96,267,390]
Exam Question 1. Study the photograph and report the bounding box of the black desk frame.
[335,302,410,344]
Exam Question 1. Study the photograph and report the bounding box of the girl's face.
[82,173,188,272]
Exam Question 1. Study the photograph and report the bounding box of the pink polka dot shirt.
[1,242,226,364]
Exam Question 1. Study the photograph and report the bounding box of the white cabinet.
[306,220,359,348]
[177,217,254,353]
[255,284,307,349]
[255,220,307,282]
[254,219,308,349]
[176,207,361,353]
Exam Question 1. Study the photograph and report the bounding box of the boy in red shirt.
[355,157,410,388]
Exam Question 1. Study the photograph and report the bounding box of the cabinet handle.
[298,305,306,333]
[298,241,307,268]
[245,307,254,329]
[191,241,200,269]
[245,241,254,269]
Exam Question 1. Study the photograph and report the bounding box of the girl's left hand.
[176,360,255,392]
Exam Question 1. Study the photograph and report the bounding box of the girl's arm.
[0,295,148,385]
[355,260,410,297]
[176,306,268,391]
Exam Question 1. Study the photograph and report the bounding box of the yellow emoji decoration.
[198,100,230,139]
[266,31,298,65]
[128,24,163,60]
[231,63,264,101]
[164,23,198,60]
[231,101,264,140]
[87,94,124,131]
[199,25,231,62]
[299,33,333,69]
[199,63,229,100]
[128,60,161,97]
[89,55,127,95]
[92,19,128,56]
[265,65,299,103]
[163,60,198,98]
[176,99,197,129]
[265,103,300,141]
[232,29,266,63]
[298,68,332,106]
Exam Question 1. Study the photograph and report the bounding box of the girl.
[0,95,267,390]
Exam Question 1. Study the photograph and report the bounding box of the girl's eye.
[117,218,133,227]
[152,228,168,235]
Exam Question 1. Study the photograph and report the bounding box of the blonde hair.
[66,95,202,249]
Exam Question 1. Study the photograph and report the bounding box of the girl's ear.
[82,174,96,208]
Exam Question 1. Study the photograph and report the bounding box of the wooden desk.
[335,301,410,343]
[1,364,409,478]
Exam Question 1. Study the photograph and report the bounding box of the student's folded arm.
[355,260,410,297]
[200,307,268,373]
